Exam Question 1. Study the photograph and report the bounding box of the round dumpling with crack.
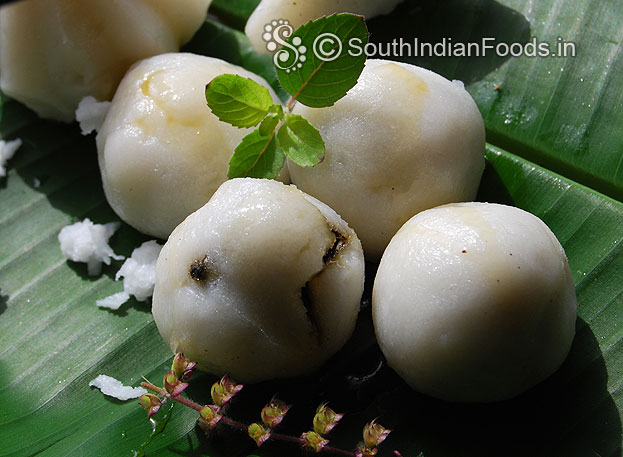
[0,0,212,122]
[288,59,486,261]
[372,202,578,403]
[152,178,365,382]
[97,53,285,240]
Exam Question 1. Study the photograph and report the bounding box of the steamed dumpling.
[152,178,365,382]
[288,59,486,261]
[0,0,211,121]
[97,53,284,239]
[373,202,578,402]
[246,0,403,54]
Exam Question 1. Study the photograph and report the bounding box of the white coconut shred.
[89,374,147,401]
[58,219,124,276]
[116,240,162,302]
[75,96,111,135]
[96,240,162,310]
[0,138,23,177]
[96,291,131,310]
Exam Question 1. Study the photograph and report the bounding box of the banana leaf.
[0,1,621,456]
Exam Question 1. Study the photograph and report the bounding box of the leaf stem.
[286,95,298,112]
[319,445,357,457]
[217,415,248,431]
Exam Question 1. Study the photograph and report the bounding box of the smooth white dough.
[0,0,211,121]
[97,53,285,239]
[152,178,365,382]
[246,0,404,54]
[372,202,578,403]
[288,59,486,261]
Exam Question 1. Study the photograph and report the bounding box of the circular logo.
[262,19,308,72]
[313,33,343,62]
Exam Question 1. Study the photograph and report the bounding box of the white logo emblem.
[262,19,307,73]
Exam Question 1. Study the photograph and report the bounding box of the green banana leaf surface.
[0,0,622,456]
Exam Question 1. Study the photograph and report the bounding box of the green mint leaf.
[259,115,280,137]
[269,103,285,118]
[205,74,274,128]
[228,128,285,179]
[277,115,325,167]
[275,13,368,108]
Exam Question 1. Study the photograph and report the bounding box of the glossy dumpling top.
[245,0,403,54]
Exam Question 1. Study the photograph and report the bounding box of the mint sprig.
[259,115,280,137]
[205,13,368,179]
[276,14,368,109]
[277,115,324,167]
[205,74,275,128]
[227,128,285,179]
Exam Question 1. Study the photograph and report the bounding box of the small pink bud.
[248,422,271,447]
[302,431,329,453]
[171,352,197,381]
[313,403,343,435]
[163,371,189,397]
[363,420,391,449]
[355,445,378,457]
[393,451,403,457]
[261,397,290,429]
[211,374,243,406]
[138,393,162,419]
[199,404,222,429]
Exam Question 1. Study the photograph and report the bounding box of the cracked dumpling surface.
[289,59,486,261]
[97,53,284,240]
[373,202,578,402]
[152,178,365,382]
[0,0,211,122]
[245,0,403,54]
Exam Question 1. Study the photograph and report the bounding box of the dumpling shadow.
[112,296,153,318]
[476,159,514,205]
[367,0,531,85]
[0,94,110,221]
[374,316,621,457]
[0,289,7,316]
